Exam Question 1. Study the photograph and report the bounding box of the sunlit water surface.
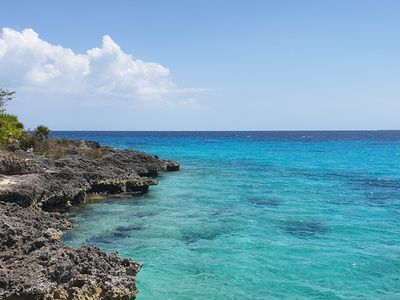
[57,131,400,299]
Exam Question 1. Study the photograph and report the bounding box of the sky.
[0,0,400,130]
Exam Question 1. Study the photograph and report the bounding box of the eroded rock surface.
[0,140,179,211]
[0,139,180,299]
[0,202,142,300]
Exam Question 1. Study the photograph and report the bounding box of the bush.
[33,139,70,158]
[34,125,51,139]
[84,148,106,160]
[0,113,28,149]
[19,135,34,150]
[52,143,67,159]
[0,90,53,153]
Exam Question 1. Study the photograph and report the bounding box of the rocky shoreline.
[0,139,179,299]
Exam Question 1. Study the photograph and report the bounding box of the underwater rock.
[181,225,227,244]
[86,234,115,245]
[283,219,328,238]
[115,224,147,233]
[248,197,282,207]
[112,224,147,239]
[133,210,159,218]
[85,224,148,245]
[360,178,400,189]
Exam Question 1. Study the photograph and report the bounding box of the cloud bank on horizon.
[0,27,184,100]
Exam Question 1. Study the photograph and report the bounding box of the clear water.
[58,131,400,299]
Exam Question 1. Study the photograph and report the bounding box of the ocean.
[57,131,400,299]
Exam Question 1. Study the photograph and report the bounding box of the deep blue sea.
[57,131,400,299]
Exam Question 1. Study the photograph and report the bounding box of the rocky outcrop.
[0,140,179,212]
[0,201,142,299]
[0,153,38,175]
[0,139,180,299]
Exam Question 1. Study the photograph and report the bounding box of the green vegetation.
[32,138,106,160]
[0,113,28,148]
[44,139,67,159]
[34,125,51,139]
[30,125,52,154]
[0,88,105,160]
[0,89,28,149]
[0,88,48,151]
[83,148,106,160]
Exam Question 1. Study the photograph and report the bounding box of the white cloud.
[0,27,182,99]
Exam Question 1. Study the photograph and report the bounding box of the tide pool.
[59,131,400,299]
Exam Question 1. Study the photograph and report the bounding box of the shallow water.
[59,131,400,299]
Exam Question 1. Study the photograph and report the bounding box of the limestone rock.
[0,140,180,212]
[0,139,180,299]
[0,190,142,299]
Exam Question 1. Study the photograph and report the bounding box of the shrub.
[34,125,51,139]
[19,135,34,150]
[0,113,28,149]
[34,139,72,158]
[84,148,106,160]
[52,144,66,159]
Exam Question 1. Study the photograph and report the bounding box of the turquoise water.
[59,132,400,299]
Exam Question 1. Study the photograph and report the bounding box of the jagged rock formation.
[0,140,179,212]
[0,139,180,299]
[0,201,142,299]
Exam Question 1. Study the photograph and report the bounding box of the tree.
[34,125,51,139]
[0,89,16,113]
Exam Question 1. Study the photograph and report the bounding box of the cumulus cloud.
[0,27,181,99]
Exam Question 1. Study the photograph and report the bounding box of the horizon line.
[46,129,400,132]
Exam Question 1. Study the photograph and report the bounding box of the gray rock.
[0,139,180,299]
[0,140,180,212]
[0,201,142,300]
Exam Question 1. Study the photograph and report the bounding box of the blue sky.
[1,0,399,130]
